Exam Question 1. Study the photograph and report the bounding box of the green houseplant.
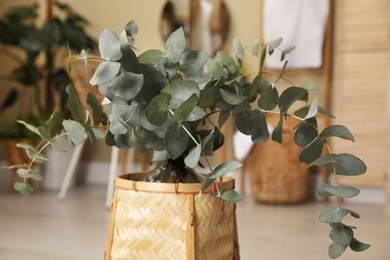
[0,0,95,118]
[10,20,370,259]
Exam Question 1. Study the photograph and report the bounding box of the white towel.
[263,0,329,69]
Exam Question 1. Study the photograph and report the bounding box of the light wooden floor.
[0,186,389,260]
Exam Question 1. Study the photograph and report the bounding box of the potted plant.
[9,20,370,259]
[0,0,96,114]
[0,0,96,189]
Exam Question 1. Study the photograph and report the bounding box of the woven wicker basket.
[105,173,240,260]
[247,117,308,204]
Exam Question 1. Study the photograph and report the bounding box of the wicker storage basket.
[105,173,240,260]
[247,117,308,204]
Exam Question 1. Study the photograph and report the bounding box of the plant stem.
[23,132,68,183]
[325,142,342,208]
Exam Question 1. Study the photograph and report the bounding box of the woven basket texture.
[105,174,239,260]
[247,117,309,204]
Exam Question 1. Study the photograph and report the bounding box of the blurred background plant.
[0,0,96,141]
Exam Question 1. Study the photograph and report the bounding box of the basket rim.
[115,173,235,194]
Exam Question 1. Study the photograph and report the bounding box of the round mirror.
[160,0,230,55]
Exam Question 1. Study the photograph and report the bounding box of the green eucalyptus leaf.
[294,118,318,147]
[204,58,228,79]
[125,20,138,38]
[320,125,354,142]
[119,44,140,71]
[300,82,319,91]
[17,120,41,138]
[305,98,318,119]
[99,29,122,61]
[256,78,272,95]
[209,160,242,179]
[162,80,200,108]
[319,206,360,223]
[259,46,267,73]
[278,86,308,115]
[109,102,139,134]
[251,110,269,144]
[134,63,169,105]
[41,111,64,138]
[63,120,85,145]
[89,61,121,86]
[152,150,170,161]
[219,110,230,128]
[138,49,166,75]
[258,87,278,110]
[349,237,371,252]
[186,106,206,122]
[180,50,209,73]
[37,126,50,144]
[280,45,295,61]
[236,110,254,135]
[271,115,284,143]
[212,127,225,152]
[295,105,335,119]
[105,71,144,101]
[198,84,220,108]
[299,137,326,163]
[166,27,186,63]
[220,89,246,105]
[328,242,347,259]
[233,38,245,60]
[309,153,367,176]
[171,94,198,123]
[318,106,336,118]
[65,84,83,122]
[17,168,32,179]
[216,51,238,75]
[14,182,34,196]
[139,127,165,151]
[251,35,259,56]
[164,60,180,80]
[87,93,103,126]
[16,143,46,163]
[330,224,354,246]
[17,168,42,181]
[114,131,137,148]
[201,174,215,193]
[200,129,215,156]
[222,190,242,203]
[164,122,190,159]
[185,144,201,168]
[145,93,171,126]
[268,37,283,55]
[318,183,360,198]
[184,72,212,90]
[85,124,97,145]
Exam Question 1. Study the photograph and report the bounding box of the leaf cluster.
[11,20,370,258]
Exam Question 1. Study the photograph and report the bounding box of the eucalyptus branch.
[27,133,68,170]
[23,132,68,184]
